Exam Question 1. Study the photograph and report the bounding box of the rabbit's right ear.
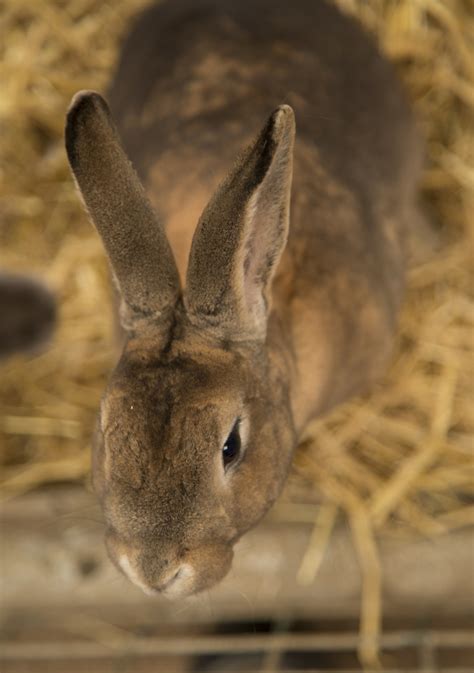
[185,106,295,341]
[65,91,181,328]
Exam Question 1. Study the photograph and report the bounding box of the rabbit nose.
[154,563,193,594]
[118,553,194,597]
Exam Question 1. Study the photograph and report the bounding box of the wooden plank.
[1,486,473,628]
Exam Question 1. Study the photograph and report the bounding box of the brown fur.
[66,0,426,596]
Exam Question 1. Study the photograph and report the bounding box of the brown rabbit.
[65,0,426,597]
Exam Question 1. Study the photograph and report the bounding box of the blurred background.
[0,0,473,671]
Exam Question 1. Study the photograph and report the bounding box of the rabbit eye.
[222,420,241,469]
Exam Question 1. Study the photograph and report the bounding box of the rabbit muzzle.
[106,530,234,597]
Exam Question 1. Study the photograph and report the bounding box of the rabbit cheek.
[105,532,157,595]
[118,554,157,596]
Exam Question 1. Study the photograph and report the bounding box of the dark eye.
[222,420,241,469]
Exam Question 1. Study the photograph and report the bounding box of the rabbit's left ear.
[65,91,181,329]
[185,106,295,341]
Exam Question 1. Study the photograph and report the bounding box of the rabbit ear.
[185,105,295,340]
[65,91,181,328]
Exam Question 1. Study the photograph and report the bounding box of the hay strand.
[296,502,339,586]
[369,365,458,527]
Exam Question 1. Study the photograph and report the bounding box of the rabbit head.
[66,91,296,597]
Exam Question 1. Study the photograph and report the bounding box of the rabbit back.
[109,0,422,200]
[108,0,425,415]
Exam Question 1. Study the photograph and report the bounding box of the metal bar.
[261,618,291,672]
[418,630,437,672]
[1,629,472,661]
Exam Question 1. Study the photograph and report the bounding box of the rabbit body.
[109,0,422,422]
[66,0,424,597]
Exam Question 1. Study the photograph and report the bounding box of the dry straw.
[1,0,473,669]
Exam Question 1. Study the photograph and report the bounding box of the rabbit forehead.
[102,346,249,427]
[100,394,241,542]
[99,350,254,483]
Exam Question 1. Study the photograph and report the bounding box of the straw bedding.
[0,0,472,667]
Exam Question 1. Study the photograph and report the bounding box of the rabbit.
[65,0,426,597]
[0,273,56,360]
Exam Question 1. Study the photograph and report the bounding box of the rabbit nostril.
[155,564,192,593]
[159,568,182,591]
[170,568,182,584]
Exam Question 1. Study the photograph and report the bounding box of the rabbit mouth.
[153,564,194,596]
